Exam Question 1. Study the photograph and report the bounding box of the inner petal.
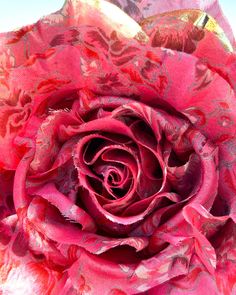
[74,134,140,212]
[167,152,202,198]
[94,164,132,200]
[137,146,165,198]
[129,119,159,150]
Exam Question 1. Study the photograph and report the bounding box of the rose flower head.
[0,0,236,294]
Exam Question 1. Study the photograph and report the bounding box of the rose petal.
[27,197,148,255]
[0,223,62,295]
[108,0,235,48]
[30,183,97,232]
[67,241,192,294]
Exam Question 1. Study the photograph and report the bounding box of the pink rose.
[0,0,236,294]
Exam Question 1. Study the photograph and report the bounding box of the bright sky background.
[0,0,235,35]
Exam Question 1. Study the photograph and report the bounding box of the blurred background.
[0,0,235,35]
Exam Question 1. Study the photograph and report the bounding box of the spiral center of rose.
[27,99,207,235]
[73,126,165,215]
[84,138,133,200]
[71,104,188,219]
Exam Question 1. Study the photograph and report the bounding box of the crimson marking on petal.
[108,289,127,295]
[182,204,228,274]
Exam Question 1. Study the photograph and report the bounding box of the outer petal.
[0,215,63,295]
[108,0,235,48]
[67,241,193,294]
[0,255,62,295]
[145,256,219,295]
[143,210,236,295]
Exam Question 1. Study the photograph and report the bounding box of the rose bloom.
[0,0,236,294]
